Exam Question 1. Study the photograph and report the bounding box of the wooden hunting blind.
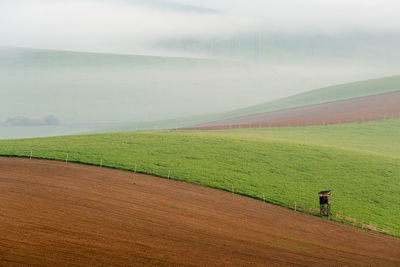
[319,190,331,217]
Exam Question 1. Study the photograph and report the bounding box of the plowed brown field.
[184,91,400,130]
[1,158,400,266]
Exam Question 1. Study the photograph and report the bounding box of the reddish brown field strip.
[1,158,400,266]
[184,91,400,130]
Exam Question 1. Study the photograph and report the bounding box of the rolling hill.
[0,47,229,138]
[106,74,400,132]
[2,47,399,136]
[1,118,400,237]
[0,46,218,69]
[188,90,400,129]
[0,47,231,129]
[217,74,400,118]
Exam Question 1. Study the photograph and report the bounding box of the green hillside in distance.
[218,74,400,119]
[0,47,220,69]
[107,75,400,132]
[1,118,399,237]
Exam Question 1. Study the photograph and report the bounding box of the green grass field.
[1,119,399,236]
[186,118,400,159]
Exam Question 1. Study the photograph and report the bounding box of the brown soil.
[1,158,400,266]
[184,91,400,130]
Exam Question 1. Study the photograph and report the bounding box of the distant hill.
[0,47,218,69]
[105,74,400,131]
[0,47,231,127]
[211,74,400,119]
[3,47,399,135]
[154,32,400,63]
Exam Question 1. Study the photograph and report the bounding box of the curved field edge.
[1,132,399,237]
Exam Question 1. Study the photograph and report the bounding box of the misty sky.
[1,0,400,54]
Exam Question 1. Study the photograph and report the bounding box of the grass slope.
[108,74,400,132]
[188,118,400,159]
[1,119,399,236]
[219,75,400,119]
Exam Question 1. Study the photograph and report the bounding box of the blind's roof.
[319,190,331,195]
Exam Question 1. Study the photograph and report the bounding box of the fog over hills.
[154,32,400,64]
[1,47,397,125]
[1,0,400,138]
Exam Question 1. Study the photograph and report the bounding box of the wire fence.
[3,149,398,238]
